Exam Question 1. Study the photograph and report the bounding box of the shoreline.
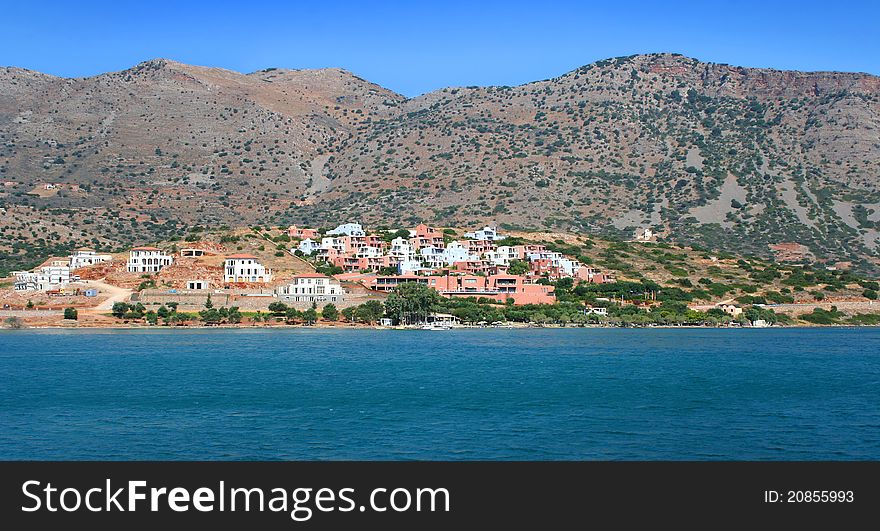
[3,322,878,331]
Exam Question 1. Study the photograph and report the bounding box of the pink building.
[511,245,546,259]
[409,224,445,250]
[331,255,394,272]
[288,225,319,240]
[367,274,555,305]
[450,260,501,276]
[316,247,344,261]
[463,239,496,255]
[528,258,563,279]
[343,234,385,254]
[575,267,613,284]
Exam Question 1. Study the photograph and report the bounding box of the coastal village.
[1,222,879,329]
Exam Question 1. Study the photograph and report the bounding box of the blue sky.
[3,1,878,96]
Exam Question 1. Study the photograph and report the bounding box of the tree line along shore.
[5,281,878,330]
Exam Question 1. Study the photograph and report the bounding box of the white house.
[398,259,431,275]
[389,237,416,262]
[525,250,589,278]
[418,241,478,269]
[557,257,581,277]
[327,222,365,237]
[224,254,273,283]
[442,241,477,265]
[356,246,384,258]
[320,237,348,253]
[526,251,549,263]
[127,247,174,273]
[488,246,519,266]
[276,273,345,304]
[296,238,321,256]
[69,249,112,270]
[464,225,504,241]
[14,263,71,291]
[633,228,654,242]
[418,246,445,268]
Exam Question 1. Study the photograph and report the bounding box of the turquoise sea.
[1,328,878,460]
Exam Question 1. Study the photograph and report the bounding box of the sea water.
[1,328,878,460]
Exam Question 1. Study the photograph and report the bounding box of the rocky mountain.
[1,54,879,272]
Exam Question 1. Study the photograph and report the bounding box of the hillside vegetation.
[1,54,879,274]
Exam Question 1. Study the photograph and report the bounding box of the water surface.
[1,328,878,460]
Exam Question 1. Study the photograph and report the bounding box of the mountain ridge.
[6,53,878,95]
[1,53,878,273]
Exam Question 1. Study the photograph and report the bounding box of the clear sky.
[4,0,878,97]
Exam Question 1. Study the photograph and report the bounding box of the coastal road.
[0,310,59,318]
[89,279,134,311]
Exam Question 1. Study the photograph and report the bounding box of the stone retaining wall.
[138,289,384,311]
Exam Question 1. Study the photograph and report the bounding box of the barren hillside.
[2,54,879,273]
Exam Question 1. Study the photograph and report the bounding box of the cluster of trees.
[111,300,197,325]
[506,259,530,275]
[107,295,385,327]
[313,262,344,276]
[431,297,790,327]
[341,301,385,324]
[196,295,243,325]
[550,278,677,304]
[260,300,385,325]
[112,302,149,320]
[376,281,793,327]
[267,301,319,325]
[384,283,440,325]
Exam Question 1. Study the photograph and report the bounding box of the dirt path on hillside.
[88,279,133,311]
